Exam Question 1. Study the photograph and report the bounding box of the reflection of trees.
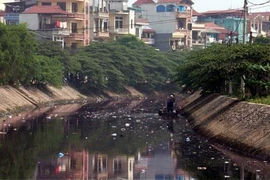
[0,118,64,179]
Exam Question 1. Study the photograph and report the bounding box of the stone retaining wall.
[181,92,270,160]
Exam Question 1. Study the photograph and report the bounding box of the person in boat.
[167,94,175,113]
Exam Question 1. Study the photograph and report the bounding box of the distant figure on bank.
[167,94,175,113]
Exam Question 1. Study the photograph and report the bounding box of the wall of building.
[19,14,39,30]
[154,33,171,51]
[128,9,135,35]
[139,4,175,34]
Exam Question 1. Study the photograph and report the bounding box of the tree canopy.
[70,35,186,94]
[175,43,270,97]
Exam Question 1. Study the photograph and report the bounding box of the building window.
[177,6,186,12]
[156,5,165,12]
[104,21,108,31]
[42,2,51,6]
[114,160,122,173]
[166,5,175,12]
[136,28,139,37]
[115,16,123,29]
[72,3,78,13]
[131,19,133,29]
[71,23,78,33]
[57,2,66,11]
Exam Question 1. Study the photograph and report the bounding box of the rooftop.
[22,5,68,14]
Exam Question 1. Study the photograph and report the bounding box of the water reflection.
[0,98,269,179]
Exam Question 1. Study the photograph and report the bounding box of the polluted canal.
[0,97,269,179]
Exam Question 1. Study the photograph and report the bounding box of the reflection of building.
[88,154,135,180]
[89,154,108,180]
[35,150,89,179]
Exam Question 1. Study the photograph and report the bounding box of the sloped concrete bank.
[181,92,270,161]
[0,85,89,126]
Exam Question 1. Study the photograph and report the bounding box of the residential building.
[37,0,90,48]
[132,0,193,51]
[248,12,270,38]
[0,10,5,24]
[195,9,247,43]
[192,22,237,49]
[90,0,110,41]
[135,18,155,46]
[91,0,136,41]
[19,0,90,49]
[20,6,70,47]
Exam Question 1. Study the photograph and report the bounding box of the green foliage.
[175,43,270,96]
[33,55,64,87]
[0,24,68,87]
[253,36,270,44]
[71,35,185,94]
[0,23,37,85]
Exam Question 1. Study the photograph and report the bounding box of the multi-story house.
[0,10,5,24]
[132,0,193,51]
[196,9,247,43]
[135,18,155,46]
[18,0,90,49]
[192,22,236,49]
[248,12,270,38]
[37,0,90,48]
[91,0,136,41]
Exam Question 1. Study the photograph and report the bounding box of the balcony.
[53,28,70,36]
[94,31,110,38]
[93,11,109,18]
[192,39,205,45]
[176,10,191,18]
[52,13,85,20]
[142,38,155,45]
[68,33,84,40]
[109,28,129,34]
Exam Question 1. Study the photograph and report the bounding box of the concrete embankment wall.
[0,85,88,125]
[0,85,87,113]
[181,92,270,160]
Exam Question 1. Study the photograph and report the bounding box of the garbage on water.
[186,137,191,142]
[111,133,117,137]
[125,123,130,127]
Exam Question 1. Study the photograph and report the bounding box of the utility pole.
[241,0,248,99]
[243,0,248,44]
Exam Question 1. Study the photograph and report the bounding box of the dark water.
[0,98,269,180]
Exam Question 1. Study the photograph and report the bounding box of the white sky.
[1,0,270,12]
[191,0,270,13]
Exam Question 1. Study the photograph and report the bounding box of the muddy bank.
[180,92,270,160]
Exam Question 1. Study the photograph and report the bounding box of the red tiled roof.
[143,28,156,33]
[203,22,238,35]
[157,0,193,3]
[203,22,223,29]
[135,18,149,24]
[248,12,270,20]
[202,9,242,15]
[133,0,155,6]
[192,9,204,16]
[22,5,68,14]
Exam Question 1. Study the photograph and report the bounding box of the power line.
[247,0,270,6]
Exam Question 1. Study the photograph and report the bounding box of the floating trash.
[125,123,130,127]
[111,133,117,137]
